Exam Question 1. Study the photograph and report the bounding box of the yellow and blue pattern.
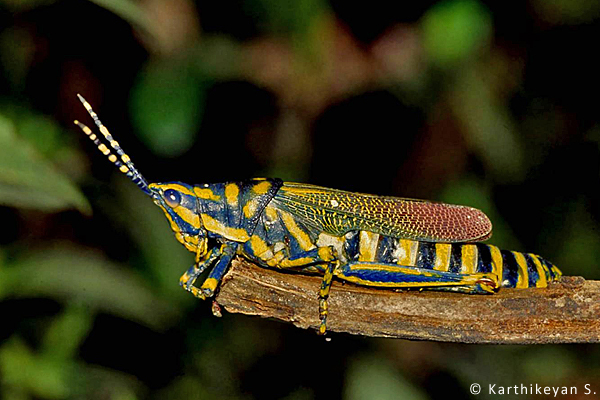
[75,95,562,334]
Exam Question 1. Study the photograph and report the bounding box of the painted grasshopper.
[75,94,562,334]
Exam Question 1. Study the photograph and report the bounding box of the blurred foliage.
[0,111,90,213]
[1,0,600,399]
[421,0,492,67]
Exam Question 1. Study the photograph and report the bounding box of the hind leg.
[335,261,499,293]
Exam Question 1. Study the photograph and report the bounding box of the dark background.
[1,0,599,398]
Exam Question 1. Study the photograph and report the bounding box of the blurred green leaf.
[522,347,578,382]
[0,337,70,399]
[449,66,525,182]
[531,0,600,24]
[42,303,94,361]
[191,37,244,80]
[17,114,61,156]
[554,200,600,279]
[344,354,427,400]
[86,0,148,33]
[1,245,179,330]
[131,61,206,157]
[244,0,328,37]
[0,0,57,12]
[0,114,91,214]
[153,376,209,400]
[421,0,493,66]
[0,26,35,91]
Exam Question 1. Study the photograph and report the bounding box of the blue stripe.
[501,250,518,288]
[342,265,465,284]
[376,236,396,263]
[416,242,435,269]
[344,231,360,261]
[448,244,463,274]
[476,244,493,273]
[524,254,540,287]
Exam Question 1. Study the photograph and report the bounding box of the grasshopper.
[75,94,561,334]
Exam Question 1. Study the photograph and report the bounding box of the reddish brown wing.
[272,182,492,243]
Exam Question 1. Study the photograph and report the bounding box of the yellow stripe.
[358,231,379,261]
[253,181,272,195]
[184,235,199,246]
[529,254,547,288]
[339,275,454,288]
[434,243,451,271]
[280,257,314,268]
[243,199,259,218]
[551,265,562,279]
[157,199,202,251]
[154,183,196,198]
[264,205,279,222]
[396,239,418,266]
[249,235,272,259]
[489,245,503,282]
[175,233,187,249]
[512,251,529,288]
[225,183,239,207]
[317,246,335,261]
[347,263,428,274]
[461,244,478,274]
[279,211,315,251]
[179,234,205,254]
[81,99,92,110]
[194,187,221,201]
[173,206,201,229]
[99,125,110,137]
[201,278,219,292]
[201,214,250,241]
[98,143,110,155]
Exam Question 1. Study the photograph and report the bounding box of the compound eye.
[164,189,181,208]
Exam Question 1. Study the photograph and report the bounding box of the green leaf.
[344,354,427,400]
[422,0,493,67]
[131,61,205,157]
[42,303,94,360]
[1,246,179,329]
[244,0,328,37]
[448,67,525,181]
[0,337,70,399]
[86,0,148,33]
[0,114,91,214]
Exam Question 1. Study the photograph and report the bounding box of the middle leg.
[254,245,339,334]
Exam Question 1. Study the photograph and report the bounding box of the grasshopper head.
[75,94,206,255]
[148,182,206,253]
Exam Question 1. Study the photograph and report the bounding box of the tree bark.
[214,258,600,343]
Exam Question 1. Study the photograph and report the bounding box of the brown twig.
[214,258,600,343]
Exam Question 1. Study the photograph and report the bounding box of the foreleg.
[179,242,239,299]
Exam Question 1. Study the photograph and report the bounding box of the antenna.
[74,94,152,195]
